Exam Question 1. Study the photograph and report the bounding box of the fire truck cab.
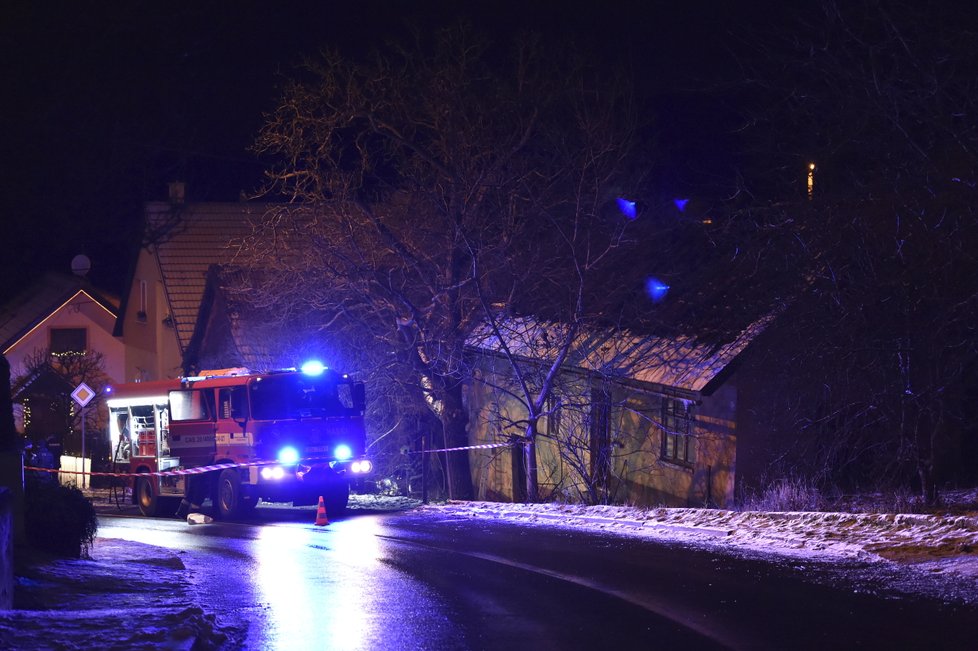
[107,364,372,519]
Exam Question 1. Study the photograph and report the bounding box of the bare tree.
[233,24,651,500]
[725,1,978,501]
[12,349,111,458]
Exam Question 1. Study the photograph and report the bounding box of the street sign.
[71,382,95,407]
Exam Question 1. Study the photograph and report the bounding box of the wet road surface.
[97,507,978,650]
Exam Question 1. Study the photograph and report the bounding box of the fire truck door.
[167,387,217,466]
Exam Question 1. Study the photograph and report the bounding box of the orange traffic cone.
[314,495,330,526]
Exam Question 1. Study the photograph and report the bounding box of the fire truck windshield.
[249,373,353,420]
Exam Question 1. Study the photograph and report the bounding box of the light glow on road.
[255,519,383,649]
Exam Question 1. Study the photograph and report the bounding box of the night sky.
[1,1,798,304]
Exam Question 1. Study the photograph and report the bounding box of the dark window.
[249,374,345,420]
[661,398,694,465]
[219,387,248,420]
[546,395,561,437]
[50,327,87,354]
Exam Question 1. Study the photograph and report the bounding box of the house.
[463,315,771,509]
[0,271,121,447]
[113,183,272,381]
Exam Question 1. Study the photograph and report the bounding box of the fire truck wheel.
[136,476,161,517]
[215,468,243,519]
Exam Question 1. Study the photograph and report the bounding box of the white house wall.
[4,291,125,384]
[119,249,183,381]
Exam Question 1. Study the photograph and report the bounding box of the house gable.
[114,199,273,380]
[1,273,123,382]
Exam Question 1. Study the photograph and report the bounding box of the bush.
[24,476,98,558]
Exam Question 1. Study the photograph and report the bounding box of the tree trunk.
[440,379,474,500]
[524,423,539,503]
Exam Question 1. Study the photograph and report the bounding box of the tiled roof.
[146,202,272,353]
[467,312,776,394]
[0,272,119,353]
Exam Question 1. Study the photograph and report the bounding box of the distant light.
[277,446,300,464]
[105,386,113,394]
[334,444,353,461]
[301,360,326,376]
[616,197,637,220]
[673,198,689,212]
[645,277,670,303]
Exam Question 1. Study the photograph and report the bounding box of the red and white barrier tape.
[24,457,338,479]
[414,441,515,454]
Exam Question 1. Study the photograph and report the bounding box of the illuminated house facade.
[0,272,122,438]
[463,317,770,508]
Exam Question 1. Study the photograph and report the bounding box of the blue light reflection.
[645,277,670,303]
[616,197,637,220]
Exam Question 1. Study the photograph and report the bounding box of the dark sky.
[0,1,792,304]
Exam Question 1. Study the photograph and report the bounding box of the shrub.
[24,476,98,558]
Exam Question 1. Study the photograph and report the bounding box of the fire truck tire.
[215,468,244,519]
[136,476,161,517]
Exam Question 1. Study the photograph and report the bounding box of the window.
[50,327,86,354]
[137,280,148,321]
[168,389,215,422]
[661,398,694,465]
[546,395,561,437]
[219,387,248,420]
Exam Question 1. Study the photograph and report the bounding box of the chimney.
[168,181,186,205]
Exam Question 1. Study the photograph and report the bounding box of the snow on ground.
[422,498,978,577]
[3,491,977,649]
[2,538,244,650]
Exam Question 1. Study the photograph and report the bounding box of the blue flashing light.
[301,360,326,376]
[616,197,637,220]
[645,277,670,303]
[673,198,689,212]
[277,446,300,465]
[334,444,353,461]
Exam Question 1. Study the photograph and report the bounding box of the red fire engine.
[106,363,372,518]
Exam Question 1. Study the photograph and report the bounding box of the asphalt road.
[97,507,978,650]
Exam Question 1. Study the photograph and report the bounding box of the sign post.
[71,382,95,489]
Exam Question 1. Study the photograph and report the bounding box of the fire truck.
[106,363,372,518]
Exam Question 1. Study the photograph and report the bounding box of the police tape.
[23,457,337,479]
[22,443,515,477]
[412,441,515,454]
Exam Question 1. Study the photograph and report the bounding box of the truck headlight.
[333,444,353,461]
